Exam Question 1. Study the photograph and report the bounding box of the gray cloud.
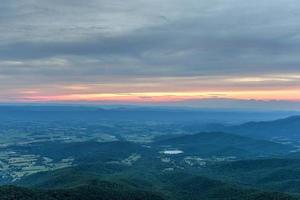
[0,0,300,102]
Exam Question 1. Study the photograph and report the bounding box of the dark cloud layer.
[1,1,300,75]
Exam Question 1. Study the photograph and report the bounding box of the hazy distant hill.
[0,105,295,123]
[225,116,300,139]
[197,116,300,140]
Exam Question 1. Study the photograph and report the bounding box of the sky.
[0,0,300,109]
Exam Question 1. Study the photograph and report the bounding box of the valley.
[0,107,300,199]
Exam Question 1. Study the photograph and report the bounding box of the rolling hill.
[204,116,300,139]
[154,132,294,158]
[3,173,298,200]
[202,158,300,194]
[0,181,165,200]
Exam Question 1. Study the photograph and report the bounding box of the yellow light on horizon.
[20,89,300,102]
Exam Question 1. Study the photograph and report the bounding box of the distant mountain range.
[214,116,300,139]
[0,105,297,123]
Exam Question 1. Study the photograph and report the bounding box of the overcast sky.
[0,0,300,108]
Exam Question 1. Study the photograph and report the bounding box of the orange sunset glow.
[18,89,300,103]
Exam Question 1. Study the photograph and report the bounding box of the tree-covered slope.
[203,159,300,194]
[0,181,165,200]
[2,174,298,200]
[162,173,298,200]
